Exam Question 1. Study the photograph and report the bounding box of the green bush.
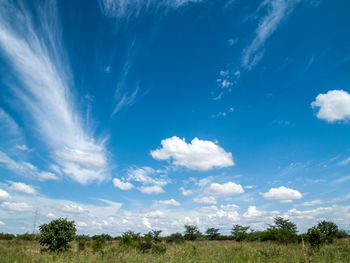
[92,239,104,253]
[307,226,325,249]
[205,228,220,240]
[152,243,167,254]
[78,240,86,251]
[0,233,15,240]
[16,233,39,241]
[307,221,339,248]
[166,232,184,243]
[38,218,76,253]
[184,225,202,241]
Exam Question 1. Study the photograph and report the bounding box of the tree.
[316,221,338,243]
[146,229,162,243]
[184,225,201,241]
[307,226,325,249]
[261,217,298,244]
[205,228,220,240]
[231,224,250,242]
[307,221,339,248]
[270,217,297,235]
[39,218,76,253]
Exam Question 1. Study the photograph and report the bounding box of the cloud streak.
[0,0,108,184]
[242,0,300,70]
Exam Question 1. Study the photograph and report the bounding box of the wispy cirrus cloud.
[0,151,58,181]
[242,0,300,70]
[98,0,203,20]
[0,0,108,184]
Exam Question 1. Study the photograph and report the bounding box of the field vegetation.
[0,217,349,262]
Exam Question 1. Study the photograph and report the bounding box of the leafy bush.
[166,232,184,243]
[307,226,325,249]
[92,239,104,253]
[78,240,86,251]
[205,228,220,240]
[184,225,202,241]
[92,234,112,242]
[119,231,141,248]
[0,233,15,240]
[261,217,298,244]
[152,243,167,254]
[38,218,76,253]
[231,225,250,242]
[307,221,339,248]
[16,233,39,241]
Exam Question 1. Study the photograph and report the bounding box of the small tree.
[146,229,162,243]
[231,224,250,242]
[316,221,338,243]
[307,226,325,249]
[39,218,76,253]
[262,217,298,244]
[205,228,220,240]
[307,221,339,248]
[271,217,298,235]
[184,225,201,241]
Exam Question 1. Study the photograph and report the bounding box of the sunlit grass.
[0,239,349,263]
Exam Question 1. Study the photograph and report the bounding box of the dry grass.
[0,239,349,263]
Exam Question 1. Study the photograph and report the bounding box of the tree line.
[0,216,348,253]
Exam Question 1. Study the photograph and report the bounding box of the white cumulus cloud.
[158,198,180,206]
[193,196,217,205]
[9,182,36,195]
[205,182,244,197]
[311,90,350,122]
[139,185,165,194]
[1,201,32,211]
[261,186,302,203]
[0,189,11,201]
[113,178,134,190]
[151,136,234,171]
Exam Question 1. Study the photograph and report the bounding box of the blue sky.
[0,0,350,235]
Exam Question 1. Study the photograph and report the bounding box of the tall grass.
[0,238,349,263]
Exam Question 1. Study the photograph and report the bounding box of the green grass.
[0,239,349,263]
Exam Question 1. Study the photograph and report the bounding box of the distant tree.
[166,232,184,243]
[261,217,298,244]
[120,230,141,247]
[270,217,298,235]
[39,218,76,253]
[205,228,220,240]
[184,225,201,241]
[146,229,162,243]
[307,221,338,248]
[307,226,325,249]
[316,221,338,243]
[231,224,250,242]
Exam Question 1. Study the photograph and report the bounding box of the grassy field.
[0,239,349,263]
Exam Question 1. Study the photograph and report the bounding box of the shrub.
[92,239,104,253]
[184,225,201,241]
[119,231,141,248]
[261,217,298,244]
[231,225,250,242]
[316,221,338,243]
[205,228,220,240]
[39,218,76,253]
[78,240,86,251]
[92,234,112,242]
[166,232,184,243]
[16,233,39,241]
[0,233,15,240]
[307,226,325,249]
[152,243,167,254]
[307,221,339,248]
